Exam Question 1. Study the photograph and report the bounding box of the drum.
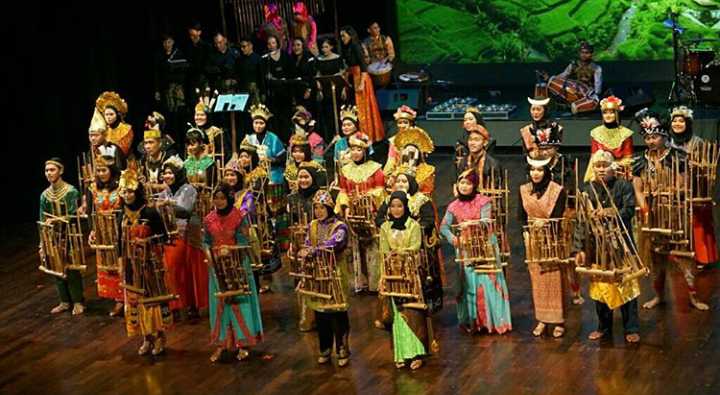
[379,250,426,310]
[210,245,253,298]
[123,234,178,305]
[37,214,87,278]
[547,76,590,104]
[696,62,720,105]
[452,219,504,273]
[523,218,574,266]
[296,247,348,310]
[368,61,392,89]
[89,211,120,272]
[683,49,715,77]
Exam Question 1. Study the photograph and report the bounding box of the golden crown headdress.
[144,128,162,140]
[95,155,116,168]
[340,105,359,123]
[88,108,107,134]
[119,168,140,191]
[194,88,218,114]
[393,105,417,121]
[313,189,334,207]
[95,91,128,116]
[224,154,243,174]
[393,163,417,178]
[393,127,435,154]
[671,105,694,120]
[348,132,371,149]
[600,96,623,112]
[163,155,184,170]
[290,133,309,147]
[249,103,273,121]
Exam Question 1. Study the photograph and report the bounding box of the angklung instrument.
[379,250,426,310]
[452,219,504,274]
[287,197,311,277]
[638,154,694,258]
[89,210,121,272]
[122,231,177,305]
[37,212,87,278]
[523,218,574,267]
[574,181,648,283]
[209,245,253,298]
[478,167,510,265]
[295,247,348,310]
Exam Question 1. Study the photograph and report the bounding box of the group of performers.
[38,70,718,367]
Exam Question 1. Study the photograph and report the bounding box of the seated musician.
[335,131,385,292]
[362,21,395,66]
[118,168,172,356]
[39,158,85,316]
[540,41,602,114]
[203,183,264,363]
[518,156,568,338]
[439,170,512,335]
[379,191,433,370]
[572,150,640,343]
[298,190,351,367]
[631,113,708,311]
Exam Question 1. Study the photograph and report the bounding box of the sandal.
[138,340,152,356]
[109,302,124,317]
[317,350,331,364]
[237,348,250,361]
[210,347,224,363]
[532,322,546,337]
[588,330,607,341]
[625,333,640,343]
[552,326,565,338]
[410,359,423,370]
[395,362,406,369]
[51,302,70,314]
[152,334,165,356]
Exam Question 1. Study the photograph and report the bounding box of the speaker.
[375,88,421,111]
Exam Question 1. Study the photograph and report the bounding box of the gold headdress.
[194,88,218,114]
[290,133,309,147]
[671,105,694,120]
[224,154,243,174]
[313,189,334,207]
[45,159,64,172]
[239,138,258,154]
[144,128,162,140]
[393,163,417,178]
[348,132,371,149]
[600,96,624,112]
[95,91,128,116]
[249,103,273,121]
[88,108,107,134]
[162,155,185,170]
[393,127,434,154]
[393,105,417,121]
[95,155,116,168]
[119,168,140,190]
[340,105,359,123]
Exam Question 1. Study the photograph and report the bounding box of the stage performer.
[96,91,134,156]
[584,96,633,182]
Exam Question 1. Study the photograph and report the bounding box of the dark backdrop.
[6,1,394,231]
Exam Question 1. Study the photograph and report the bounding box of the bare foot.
[532,322,546,337]
[410,359,423,370]
[588,330,606,340]
[625,333,640,343]
[642,296,662,309]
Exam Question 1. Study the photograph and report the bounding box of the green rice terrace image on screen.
[396,0,720,63]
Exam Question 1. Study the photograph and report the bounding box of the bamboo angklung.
[288,198,310,277]
[523,218,574,266]
[122,231,177,305]
[210,245,253,298]
[379,250,427,310]
[38,212,87,278]
[296,247,348,310]
[452,219,504,273]
[89,211,120,272]
[477,168,510,263]
[574,181,648,283]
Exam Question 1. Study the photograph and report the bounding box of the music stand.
[213,93,250,155]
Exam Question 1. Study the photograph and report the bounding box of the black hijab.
[670,115,694,145]
[163,163,187,195]
[124,184,147,212]
[529,165,553,198]
[298,167,320,199]
[213,183,235,217]
[398,173,419,196]
[457,171,479,202]
[388,191,411,230]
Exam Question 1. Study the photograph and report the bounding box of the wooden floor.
[2,154,720,395]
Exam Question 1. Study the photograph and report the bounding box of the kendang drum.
[547,76,590,104]
[368,60,392,89]
[683,49,715,77]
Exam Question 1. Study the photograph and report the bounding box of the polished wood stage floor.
[2,154,719,395]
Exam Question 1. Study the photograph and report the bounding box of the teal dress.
[204,207,263,347]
